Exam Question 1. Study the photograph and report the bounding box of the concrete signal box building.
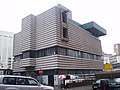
[13,4,106,85]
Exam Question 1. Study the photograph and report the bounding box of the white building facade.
[0,30,14,69]
[103,53,112,64]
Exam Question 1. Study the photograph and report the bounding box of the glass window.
[114,78,120,82]
[67,49,73,56]
[62,11,67,23]
[78,51,81,58]
[96,80,101,83]
[19,54,23,59]
[50,47,56,55]
[96,55,101,60]
[90,54,94,59]
[16,78,28,85]
[87,53,91,59]
[27,78,38,86]
[63,27,68,39]
[38,50,44,57]
[58,47,66,55]
[55,46,58,54]
[84,70,90,74]
[17,46,102,61]
[45,48,50,56]
[83,52,87,58]
[75,51,78,57]
[93,55,96,60]
[30,51,35,58]
[23,51,30,59]
[81,52,84,58]
[3,77,16,85]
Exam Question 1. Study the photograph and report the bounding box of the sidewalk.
[54,85,92,90]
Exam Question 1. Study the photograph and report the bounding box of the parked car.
[92,79,110,90]
[0,75,54,90]
[72,77,85,83]
[109,78,120,90]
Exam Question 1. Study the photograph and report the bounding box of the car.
[0,75,54,90]
[92,79,110,90]
[109,78,120,90]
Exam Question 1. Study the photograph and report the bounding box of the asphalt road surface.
[54,85,92,90]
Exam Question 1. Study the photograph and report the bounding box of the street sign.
[39,69,43,75]
[104,63,113,71]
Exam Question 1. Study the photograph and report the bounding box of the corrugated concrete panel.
[21,14,36,51]
[35,55,103,70]
[13,32,22,56]
[20,58,36,67]
[36,7,58,50]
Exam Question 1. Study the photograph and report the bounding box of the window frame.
[62,27,68,39]
[62,11,67,23]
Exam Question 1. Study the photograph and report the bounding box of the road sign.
[39,69,43,75]
[104,63,113,71]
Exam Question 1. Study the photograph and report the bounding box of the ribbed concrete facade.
[13,5,105,77]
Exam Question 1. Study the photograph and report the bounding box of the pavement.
[54,85,92,90]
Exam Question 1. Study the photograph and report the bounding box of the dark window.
[16,78,38,86]
[20,54,23,59]
[63,27,68,38]
[87,53,91,59]
[62,11,67,23]
[96,55,101,60]
[23,51,30,58]
[83,52,88,58]
[67,49,74,57]
[8,58,11,60]
[30,51,34,58]
[93,55,96,60]
[81,52,84,58]
[55,46,58,54]
[14,55,21,62]
[90,54,94,59]
[3,77,16,85]
[34,51,37,58]
[59,47,67,55]
[16,78,28,85]
[78,51,81,58]
[22,50,36,59]
[50,47,56,55]
[15,46,101,60]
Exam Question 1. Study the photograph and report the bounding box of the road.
[54,85,92,90]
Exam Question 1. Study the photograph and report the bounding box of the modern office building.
[109,44,120,71]
[102,53,112,64]
[13,4,106,85]
[109,55,120,64]
[0,30,14,69]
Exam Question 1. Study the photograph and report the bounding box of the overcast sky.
[0,0,120,54]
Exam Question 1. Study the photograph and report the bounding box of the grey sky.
[0,0,120,54]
